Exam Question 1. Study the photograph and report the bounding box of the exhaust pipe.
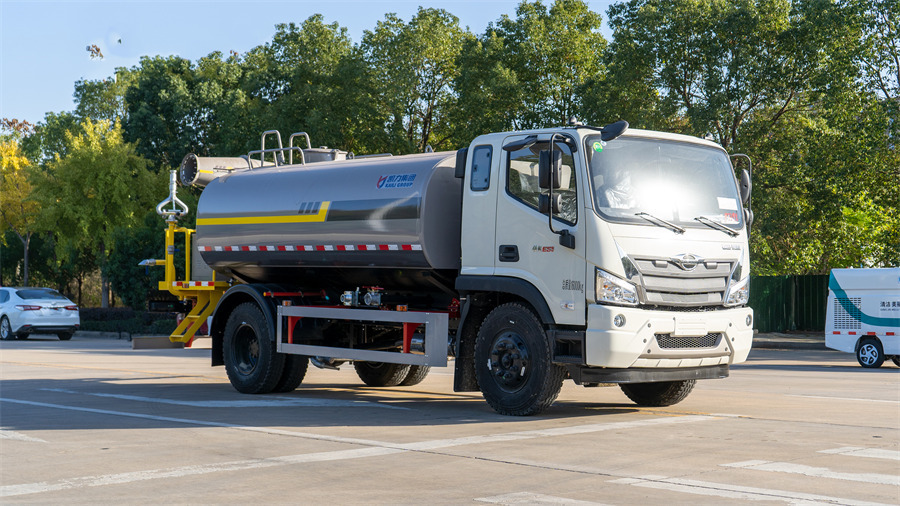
[179,154,261,187]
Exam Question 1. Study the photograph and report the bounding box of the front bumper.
[584,304,753,368]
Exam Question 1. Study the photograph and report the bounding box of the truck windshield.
[585,136,743,230]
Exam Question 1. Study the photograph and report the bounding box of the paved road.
[1,336,898,504]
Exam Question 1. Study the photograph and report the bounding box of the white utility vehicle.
[825,267,900,368]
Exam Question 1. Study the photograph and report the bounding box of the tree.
[488,0,606,129]
[362,8,466,152]
[0,138,41,286]
[33,119,158,307]
[74,67,136,123]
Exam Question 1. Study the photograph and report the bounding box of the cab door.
[494,133,588,326]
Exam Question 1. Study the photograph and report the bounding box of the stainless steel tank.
[195,152,462,291]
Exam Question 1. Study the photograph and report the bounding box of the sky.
[0,0,616,125]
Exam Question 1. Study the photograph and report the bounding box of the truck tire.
[399,365,431,386]
[354,362,411,387]
[475,303,565,416]
[272,355,309,393]
[892,356,900,367]
[223,302,285,394]
[856,338,885,368]
[619,380,696,407]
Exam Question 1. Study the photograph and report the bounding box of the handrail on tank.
[288,132,311,165]
[247,147,305,169]
[260,130,285,166]
[155,170,189,221]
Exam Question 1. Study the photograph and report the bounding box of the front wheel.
[223,302,285,393]
[619,380,696,407]
[475,303,565,416]
[857,338,885,368]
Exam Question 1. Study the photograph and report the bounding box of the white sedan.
[0,287,80,340]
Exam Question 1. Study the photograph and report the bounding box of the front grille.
[631,256,735,308]
[656,333,721,349]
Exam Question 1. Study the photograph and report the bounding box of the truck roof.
[481,126,727,152]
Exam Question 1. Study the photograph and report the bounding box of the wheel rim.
[0,319,8,339]
[232,324,260,376]
[859,344,878,365]
[486,332,531,392]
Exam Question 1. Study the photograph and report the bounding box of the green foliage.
[107,212,167,310]
[362,8,466,152]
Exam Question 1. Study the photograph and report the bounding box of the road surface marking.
[40,388,408,410]
[790,395,899,404]
[610,476,888,505]
[475,492,609,505]
[819,447,900,461]
[0,447,402,498]
[0,429,46,443]
[722,460,899,486]
[0,396,714,497]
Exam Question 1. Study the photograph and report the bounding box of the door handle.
[499,245,519,262]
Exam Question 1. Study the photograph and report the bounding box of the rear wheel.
[223,303,285,394]
[475,303,565,416]
[57,332,73,341]
[857,338,885,368]
[619,380,696,407]
[0,317,13,340]
[354,362,411,387]
[399,365,431,386]
[272,355,309,392]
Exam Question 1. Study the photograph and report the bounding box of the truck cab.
[455,125,754,408]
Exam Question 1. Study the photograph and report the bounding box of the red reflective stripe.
[887,332,896,336]
[316,245,326,251]
[848,331,856,335]
[336,245,347,251]
[832,331,841,334]
[379,245,389,251]
[401,244,412,251]
[866,331,876,335]
[357,245,368,251]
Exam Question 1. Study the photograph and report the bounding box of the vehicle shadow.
[0,376,640,432]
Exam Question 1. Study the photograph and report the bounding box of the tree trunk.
[17,232,31,287]
[100,243,109,308]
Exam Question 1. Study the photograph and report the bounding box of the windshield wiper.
[635,212,685,234]
[694,216,739,237]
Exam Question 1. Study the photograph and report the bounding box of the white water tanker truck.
[146,122,755,415]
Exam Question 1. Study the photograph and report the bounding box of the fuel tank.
[195,152,462,291]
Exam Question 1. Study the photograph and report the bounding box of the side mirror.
[454,147,468,179]
[538,194,560,214]
[743,208,754,226]
[739,168,751,204]
[539,149,562,189]
[601,120,629,142]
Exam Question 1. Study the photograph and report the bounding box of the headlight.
[595,268,638,306]
[724,276,749,306]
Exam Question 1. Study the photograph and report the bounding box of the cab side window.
[470,145,492,191]
[506,141,577,224]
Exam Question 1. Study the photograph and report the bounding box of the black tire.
[474,303,565,416]
[272,355,309,393]
[857,338,885,368]
[0,316,14,340]
[399,365,431,386]
[57,332,73,341]
[619,380,696,407]
[354,362,411,387]
[892,356,900,367]
[15,334,28,340]
[223,302,285,394]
